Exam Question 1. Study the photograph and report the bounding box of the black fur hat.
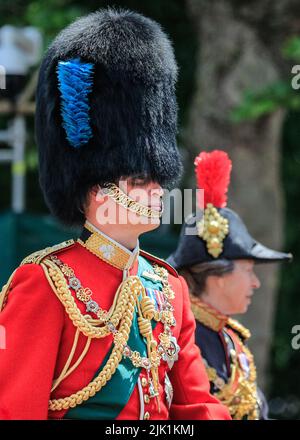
[36,8,182,226]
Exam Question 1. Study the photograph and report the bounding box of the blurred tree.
[185,0,300,396]
[224,36,300,417]
[269,110,300,419]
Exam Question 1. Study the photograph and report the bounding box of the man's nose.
[151,185,164,197]
[252,272,261,289]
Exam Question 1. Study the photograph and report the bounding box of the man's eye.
[132,179,146,186]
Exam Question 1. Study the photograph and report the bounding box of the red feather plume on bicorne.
[194,150,232,209]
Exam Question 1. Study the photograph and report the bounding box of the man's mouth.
[148,203,163,213]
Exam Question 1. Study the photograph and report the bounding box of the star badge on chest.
[161,336,180,369]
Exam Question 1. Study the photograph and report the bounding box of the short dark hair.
[179,259,235,297]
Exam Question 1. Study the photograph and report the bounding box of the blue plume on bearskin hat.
[57,58,94,148]
[36,8,182,226]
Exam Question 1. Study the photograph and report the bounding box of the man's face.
[95,176,164,232]
[120,176,164,215]
[219,259,261,315]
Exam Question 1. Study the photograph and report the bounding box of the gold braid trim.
[49,337,125,411]
[21,240,75,265]
[79,222,134,270]
[204,332,259,420]
[190,296,228,332]
[0,240,74,312]
[41,258,139,339]
[227,318,251,340]
[41,258,143,411]
[51,328,92,393]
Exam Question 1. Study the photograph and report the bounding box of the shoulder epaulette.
[227,317,251,340]
[140,249,178,277]
[20,239,75,266]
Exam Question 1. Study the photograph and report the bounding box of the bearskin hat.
[36,8,182,226]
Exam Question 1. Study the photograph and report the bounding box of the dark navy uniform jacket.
[191,297,269,420]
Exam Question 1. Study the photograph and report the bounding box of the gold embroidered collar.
[77,221,139,271]
[190,295,228,332]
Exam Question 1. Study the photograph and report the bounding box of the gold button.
[141,377,148,387]
[144,411,150,420]
[144,394,150,404]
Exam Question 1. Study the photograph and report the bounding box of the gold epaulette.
[140,249,178,278]
[0,240,75,312]
[227,317,251,340]
[20,239,75,266]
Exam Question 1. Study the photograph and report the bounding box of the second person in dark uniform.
[168,150,292,419]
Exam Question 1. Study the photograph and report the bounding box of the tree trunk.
[184,0,297,391]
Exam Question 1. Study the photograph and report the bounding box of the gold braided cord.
[138,317,152,337]
[103,183,162,219]
[51,329,92,393]
[41,259,142,339]
[51,328,81,392]
[140,296,155,320]
[59,337,91,385]
[40,256,176,412]
[42,261,139,411]
[48,307,136,411]
[204,333,259,420]
[227,317,251,340]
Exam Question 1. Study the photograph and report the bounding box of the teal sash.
[64,256,162,419]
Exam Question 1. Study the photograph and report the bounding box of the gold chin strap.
[102,183,163,219]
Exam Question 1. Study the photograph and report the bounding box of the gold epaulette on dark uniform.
[227,317,251,340]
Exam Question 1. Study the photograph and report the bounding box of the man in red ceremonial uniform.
[0,9,231,420]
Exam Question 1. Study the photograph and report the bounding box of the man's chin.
[137,219,161,233]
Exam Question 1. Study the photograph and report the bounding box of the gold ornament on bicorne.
[197,203,229,258]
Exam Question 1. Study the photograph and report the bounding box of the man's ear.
[85,186,106,218]
[86,185,104,205]
[94,185,107,204]
[216,276,225,290]
[90,185,99,197]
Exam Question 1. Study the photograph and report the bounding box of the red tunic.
[0,239,231,420]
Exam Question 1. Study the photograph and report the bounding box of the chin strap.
[102,183,163,219]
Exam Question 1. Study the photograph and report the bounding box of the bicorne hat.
[168,150,292,270]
